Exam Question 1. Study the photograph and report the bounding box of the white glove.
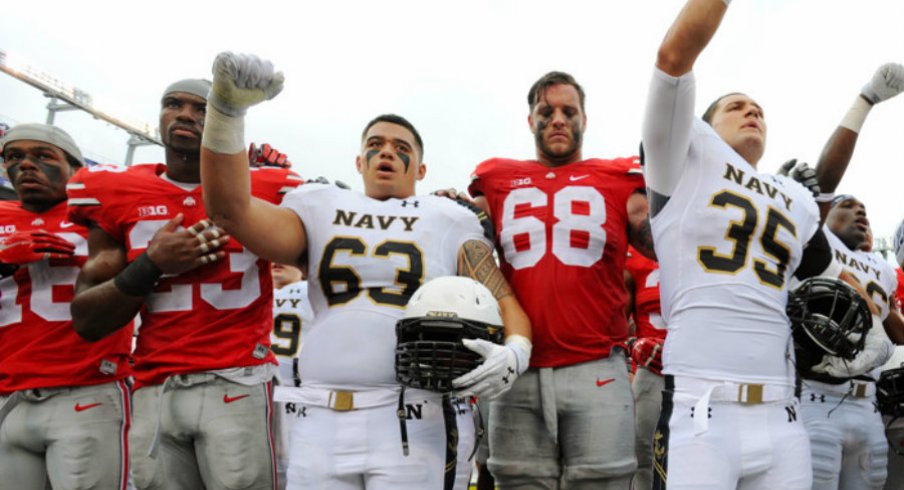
[861,63,904,105]
[209,52,284,117]
[811,315,894,378]
[452,335,531,400]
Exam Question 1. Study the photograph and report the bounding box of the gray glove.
[209,52,284,117]
[861,63,904,105]
[777,159,820,198]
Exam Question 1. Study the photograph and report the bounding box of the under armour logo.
[401,200,419,207]
[502,367,515,384]
[690,406,712,419]
[809,393,826,403]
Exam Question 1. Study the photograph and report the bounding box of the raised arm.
[201,52,307,266]
[643,0,728,214]
[814,63,904,221]
[656,0,728,77]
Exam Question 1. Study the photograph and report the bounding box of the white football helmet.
[396,276,503,392]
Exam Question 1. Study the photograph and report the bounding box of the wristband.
[814,192,835,203]
[202,105,246,155]
[839,96,873,133]
[113,252,163,297]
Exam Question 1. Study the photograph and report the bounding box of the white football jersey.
[271,281,314,387]
[825,228,897,381]
[825,228,897,321]
[281,185,490,389]
[651,118,820,385]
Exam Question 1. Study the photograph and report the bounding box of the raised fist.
[209,52,284,117]
[861,62,904,105]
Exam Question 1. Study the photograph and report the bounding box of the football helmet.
[395,276,503,393]
[787,277,871,361]
[878,347,904,418]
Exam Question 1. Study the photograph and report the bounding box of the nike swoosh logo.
[74,402,102,412]
[60,222,75,228]
[596,378,615,387]
[569,175,589,181]
[223,394,250,404]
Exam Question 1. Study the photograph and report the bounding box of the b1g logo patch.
[138,205,169,218]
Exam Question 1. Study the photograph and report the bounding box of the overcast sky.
[2,0,904,243]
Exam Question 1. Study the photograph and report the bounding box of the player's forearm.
[200,145,253,233]
[498,295,532,341]
[815,125,859,195]
[884,310,904,345]
[71,281,143,341]
[839,269,880,316]
[656,0,729,77]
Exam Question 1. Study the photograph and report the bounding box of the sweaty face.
[827,198,871,251]
[2,140,74,211]
[160,92,207,156]
[709,94,767,166]
[529,84,586,167]
[356,122,425,200]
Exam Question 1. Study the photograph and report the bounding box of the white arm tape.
[839,96,872,134]
[815,192,835,203]
[202,105,246,155]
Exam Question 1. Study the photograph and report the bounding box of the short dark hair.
[527,71,586,111]
[702,92,745,124]
[361,114,424,159]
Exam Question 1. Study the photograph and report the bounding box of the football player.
[270,263,314,490]
[68,79,302,490]
[795,203,897,490]
[624,246,666,490]
[198,52,532,490]
[467,70,650,489]
[642,1,887,488]
[787,63,904,490]
[0,124,133,489]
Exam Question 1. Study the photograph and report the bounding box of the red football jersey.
[0,201,132,394]
[67,163,302,389]
[895,267,904,312]
[625,246,665,341]
[469,157,644,367]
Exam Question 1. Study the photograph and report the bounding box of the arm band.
[839,95,873,133]
[113,252,163,297]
